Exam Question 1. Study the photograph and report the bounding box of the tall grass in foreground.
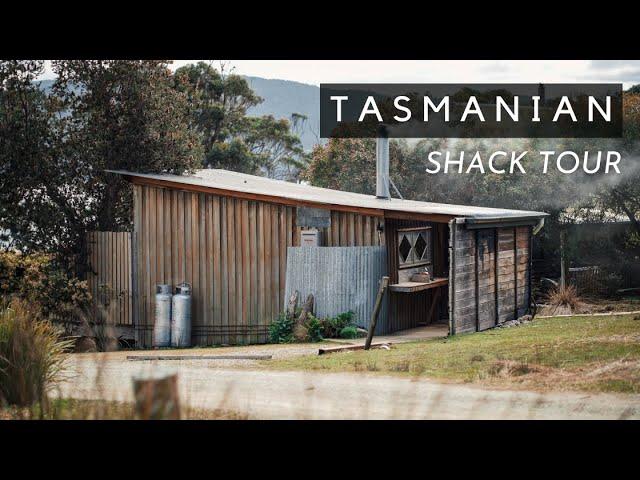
[0,300,73,412]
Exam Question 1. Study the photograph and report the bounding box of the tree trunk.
[286,290,299,321]
[296,294,314,325]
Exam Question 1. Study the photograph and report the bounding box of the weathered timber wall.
[284,246,389,334]
[133,184,384,347]
[450,223,531,334]
[86,231,133,326]
[297,211,384,247]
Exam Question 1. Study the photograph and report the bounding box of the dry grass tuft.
[488,360,539,378]
[547,284,581,310]
[0,299,73,411]
[390,360,411,372]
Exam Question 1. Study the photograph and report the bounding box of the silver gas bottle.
[153,284,172,348]
[171,283,192,348]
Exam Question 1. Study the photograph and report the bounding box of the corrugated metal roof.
[107,168,548,221]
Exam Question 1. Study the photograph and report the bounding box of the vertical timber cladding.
[295,209,385,247]
[133,184,384,347]
[86,231,133,326]
[450,222,531,334]
[515,226,531,317]
[451,223,478,333]
[134,184,295,347]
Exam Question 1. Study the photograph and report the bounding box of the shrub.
[0,299,73,408]
[0,252,90,320]
[268,313,294,344]
[270,310,356,343]
[339,325,358,339]
[305,314,323,342]
[321,311,356,338]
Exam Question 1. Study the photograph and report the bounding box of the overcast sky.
[40,60,640,88]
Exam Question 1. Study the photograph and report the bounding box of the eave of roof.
[106,169,548,223]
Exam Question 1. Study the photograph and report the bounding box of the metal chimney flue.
[376,125,390,199]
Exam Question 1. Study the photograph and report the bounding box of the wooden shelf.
[389,277,448,293]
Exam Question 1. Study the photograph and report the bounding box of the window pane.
[399,234,412,263]
[414,233,427,259]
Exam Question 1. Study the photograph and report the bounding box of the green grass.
[265,314,640,394]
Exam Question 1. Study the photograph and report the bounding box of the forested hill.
[244,76,319,151]
[37,76,321,151]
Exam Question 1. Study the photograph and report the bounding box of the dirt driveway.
[58,346,640,420]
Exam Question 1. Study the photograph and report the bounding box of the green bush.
[339,325,358,339]
[305,314,323,342]
[0,252,90,320]
[321,311,356,338]
[270,310,357,343]
[268,313,294,343]
[0,299,74,408]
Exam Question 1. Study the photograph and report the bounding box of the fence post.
[560,228,567,289]
[365,276,389,350]
[133,372,181,420]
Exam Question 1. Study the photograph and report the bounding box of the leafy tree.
[0,60,62,252]
[52,60,203,233]
[627,84,640,95]
[303,138,397,195]
[593,92,640,238]
[174,62,305,178]
[0,60,203,271]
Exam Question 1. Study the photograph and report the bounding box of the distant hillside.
[36,76,322,151]
[244,76,320,151]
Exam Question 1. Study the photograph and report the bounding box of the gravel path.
[73,342,325,367]
[57,353,640,420]
[74,325,449,367]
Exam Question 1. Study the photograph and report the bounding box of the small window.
[397,227,432,269]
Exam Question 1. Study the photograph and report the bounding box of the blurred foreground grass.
[1,398,248,420]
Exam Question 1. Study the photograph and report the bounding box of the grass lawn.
[266,314,640,394]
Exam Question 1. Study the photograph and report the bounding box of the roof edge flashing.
[463,216,544,230]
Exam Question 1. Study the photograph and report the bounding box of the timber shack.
[107,137,547,348]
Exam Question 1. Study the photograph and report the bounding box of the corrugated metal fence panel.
[284,246,389,335]
[86,231,132,326]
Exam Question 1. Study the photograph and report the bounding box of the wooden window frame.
[397,226,433,270]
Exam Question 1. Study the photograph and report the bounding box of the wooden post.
[494,228,499,326]
[286,290,299,321]
[365,276,389,350]
[474,230,480,332]
[132,373,181,420]
[560,227,567,289]
[296,293,314,324]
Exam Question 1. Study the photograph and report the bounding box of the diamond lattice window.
[397,227,432,268]
[414,233,427,260]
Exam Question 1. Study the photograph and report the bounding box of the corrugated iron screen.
[284,246,389,334]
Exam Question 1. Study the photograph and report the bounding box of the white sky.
[40,60,640,88]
